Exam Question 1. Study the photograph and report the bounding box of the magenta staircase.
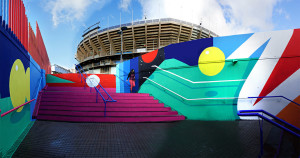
[34,87,185,122]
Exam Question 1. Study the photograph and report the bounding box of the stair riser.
[40,102,165,107]
[38,110,178,117]
[41,98,159,104]
[42,92,149,97]
[42,95,154,100]
[46,89,116,93]
[39,106,171,112]
[46,87,116,91]
[37,115,185,122]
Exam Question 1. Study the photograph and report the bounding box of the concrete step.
[38,110,179,117]
[39,106,172,112]
[42,94,154,100]
[42,91,150,97]
[40,101,165,107]
[40,98,159,104]
[36,115,186,122]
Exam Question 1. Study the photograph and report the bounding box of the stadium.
[1,0,300,157]
[75,18,218,74]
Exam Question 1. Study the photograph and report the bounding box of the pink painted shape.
[1,99,35,117]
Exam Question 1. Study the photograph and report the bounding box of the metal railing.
[75,64,116,117]
[152,65,246,84]
[249,96,300,106]
[238,110,300,157]
[1,73,44,117]
[114,74,130,87]
[1,99,35,117]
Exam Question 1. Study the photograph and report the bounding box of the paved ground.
[13,120,290,158]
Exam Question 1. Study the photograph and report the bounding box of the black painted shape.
[138,48,165,87]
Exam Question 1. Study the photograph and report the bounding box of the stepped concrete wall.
[116,29,300,123]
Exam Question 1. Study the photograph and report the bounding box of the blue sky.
[23,0,300,69]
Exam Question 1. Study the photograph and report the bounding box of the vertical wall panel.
[3,0,6,22]
[12,0,14,33]
[3,0,51,73]
[0,0,2,17]
[9,0,11,27]
[6,0,9,22]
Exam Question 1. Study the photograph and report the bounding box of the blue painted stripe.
[0,0,2,17]
[5,0,8,23]
[214,33,253,59]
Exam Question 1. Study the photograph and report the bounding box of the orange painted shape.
[141,49,158,63]
[277,95,300,128]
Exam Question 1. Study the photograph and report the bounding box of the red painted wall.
[47,74,116,88]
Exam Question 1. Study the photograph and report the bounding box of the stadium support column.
[158,22,161,48]
[121,31,123,62]
[132,27,135,53]
[118,26,127,63]
[177,24,182,43]
[96,35,107,56]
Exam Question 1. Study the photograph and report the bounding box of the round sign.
[86,75,100,87]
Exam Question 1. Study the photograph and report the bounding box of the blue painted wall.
[0,16,46,157]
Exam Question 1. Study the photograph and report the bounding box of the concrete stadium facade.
[75,18,218,74]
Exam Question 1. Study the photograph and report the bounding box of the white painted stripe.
[152,65,246,84]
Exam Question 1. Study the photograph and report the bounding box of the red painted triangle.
[254,29,300,105]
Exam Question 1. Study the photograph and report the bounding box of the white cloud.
[138,0,280,36]
[119,0,132,11]
[45,0,108,27]
[276,8,290,20]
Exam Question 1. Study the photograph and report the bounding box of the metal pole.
[121,31,123,62]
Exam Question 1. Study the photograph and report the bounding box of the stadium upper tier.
[76,18,218,74]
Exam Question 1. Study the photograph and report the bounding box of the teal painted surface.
[46,74,74,83]
[139,59,257,120]
[0,97,32,157]
[116,64,120,93]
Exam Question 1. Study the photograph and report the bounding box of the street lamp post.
[118,26,128,63]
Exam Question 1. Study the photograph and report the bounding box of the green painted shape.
[0,97,32,157]
[46,74,74,83]
[139,58,258,120]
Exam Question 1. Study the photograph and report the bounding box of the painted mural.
[0,0,49,156]
[116,29,300,123]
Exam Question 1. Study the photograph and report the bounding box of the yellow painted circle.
[9,59,30,112]
[198,47,225,76]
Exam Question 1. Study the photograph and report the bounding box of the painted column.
[9,0,11,27]
[0,0,2,18]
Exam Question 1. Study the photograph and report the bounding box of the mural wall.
[116,29,300,124]
[0,0,49,156]
[46,74,116,88]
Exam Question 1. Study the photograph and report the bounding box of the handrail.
[238,110,300,134]
[1,99,36,117]
[143,77,247,101]
[152,65,246,84]
[114,74,130,86]
[33,74,45,118]
[75,64,116,102]
[249,96,300,106]
[75,64,116,117]
[238,110,300,157]
[1,73,44,118]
